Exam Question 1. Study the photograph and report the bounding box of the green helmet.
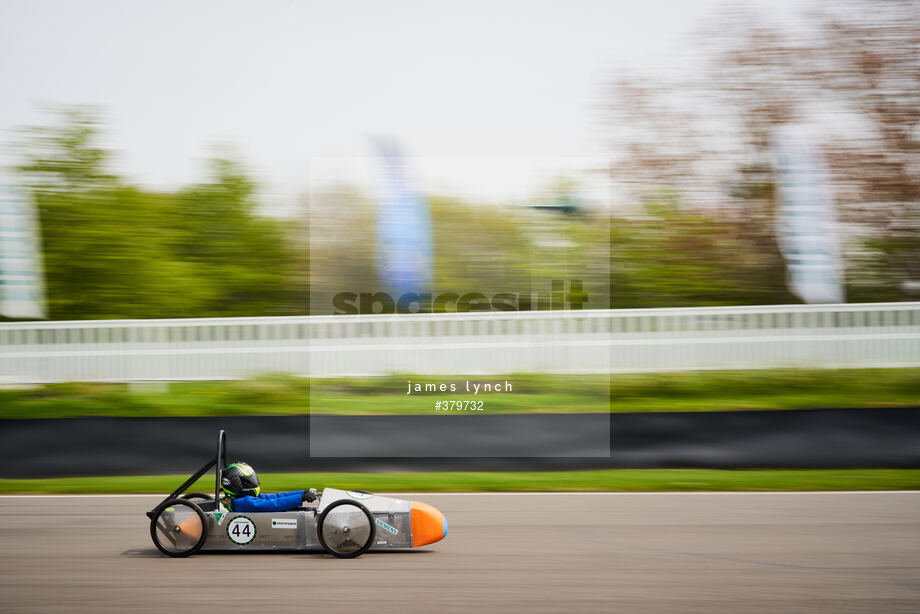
[220,461,261,499]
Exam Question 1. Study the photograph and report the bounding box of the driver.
[219,461,317,513]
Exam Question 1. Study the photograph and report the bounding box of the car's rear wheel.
[150,498,208,557]
[317,500,375,558]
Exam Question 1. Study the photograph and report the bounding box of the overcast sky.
[0,0,802,211]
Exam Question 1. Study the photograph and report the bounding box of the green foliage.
[17,107,117,191]
[11,109,900,319]
[429,195,534,303]
[846,228,920,303]
[169,159,295,316]
[611,198,797,308]
[16,109,297,319]
[1,368,918,418]
[2,469,919,494]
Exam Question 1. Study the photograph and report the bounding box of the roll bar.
[216,429,227,502]
[146,430,227,518]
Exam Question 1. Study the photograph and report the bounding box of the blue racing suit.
[227,490,306,513]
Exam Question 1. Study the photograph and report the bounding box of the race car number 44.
[227,516,256,544]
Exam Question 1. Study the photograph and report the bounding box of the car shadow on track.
[120,548,434,558]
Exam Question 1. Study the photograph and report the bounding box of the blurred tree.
[708,1,920,209]
[608,79,794,307]
[304,190,611,314]
[170,158,295,316]
[16,109,297,319]
[304,186,378,314]
[431,196,610,311]
[429,196,533,305]
[611,198,797,308]
[609,0,920,302]
[709,1,920,300]
[17,107,117,191]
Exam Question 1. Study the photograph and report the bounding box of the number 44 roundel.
[227,516,256,544]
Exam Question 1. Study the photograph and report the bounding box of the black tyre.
[150,498,208,557]
[317,499,375,558]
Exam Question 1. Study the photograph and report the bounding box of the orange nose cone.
[410,501,447,547]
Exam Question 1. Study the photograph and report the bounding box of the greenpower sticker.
[375,518,399,535]
[213,512,226,525]
[271,518,297,529]
[227,516,256,544]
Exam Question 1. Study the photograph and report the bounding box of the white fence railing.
[1,302,919,383]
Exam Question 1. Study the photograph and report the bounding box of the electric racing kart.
[146,430,447,558]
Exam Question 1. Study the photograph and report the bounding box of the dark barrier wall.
[611,407,920,469]
[1,408,919,478]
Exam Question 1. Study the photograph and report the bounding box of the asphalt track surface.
[1,492,918,613]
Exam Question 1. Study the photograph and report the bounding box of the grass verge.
[0,368,918,418]
[1,469,918,494]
